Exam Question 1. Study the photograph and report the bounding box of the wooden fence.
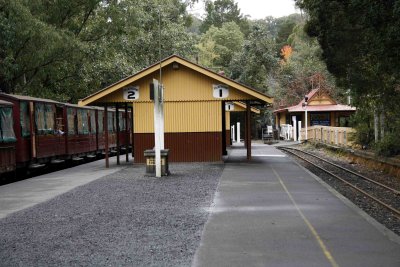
[300,126,356,147]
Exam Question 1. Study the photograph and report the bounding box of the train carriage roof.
[0,93,62,104]
[0,99,14,107]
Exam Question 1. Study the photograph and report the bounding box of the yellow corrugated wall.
[226,111,230,130]
[101,64,256,103]
[134,101,221,133]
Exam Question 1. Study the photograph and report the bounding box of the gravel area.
[0,163,223,266]
[287,143,400,236]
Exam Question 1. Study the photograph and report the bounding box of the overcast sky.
[189,0,300,19]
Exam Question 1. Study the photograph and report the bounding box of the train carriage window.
[67,108,77,135]
[127,112,131,130]
[119,113,125,131]
[0,107,16,143]
[77,109,89,135]
[35,103,46,134]
[89,110,96,134]
[44,104,55,134]
[108,111,114,132]
[98,111,104,133]
[55,105,64,133]
[20,101,30,137]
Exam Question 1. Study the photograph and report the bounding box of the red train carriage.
[117,108,132,153]
[0,92,133,175]
[96,109,117,155]
[0,100,17,176]
[0,94,65,168]
[65,104,98,160]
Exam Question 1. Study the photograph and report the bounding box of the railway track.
[278,146,400,219]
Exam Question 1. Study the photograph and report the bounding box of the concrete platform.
[193,143,400,267]
[0,156,132,219]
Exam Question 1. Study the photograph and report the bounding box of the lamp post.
[302,96,308,141]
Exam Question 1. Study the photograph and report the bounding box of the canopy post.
[104,104,109,168]
[246,101,252,160]
[125,103,129,162]
[116,103,120,165]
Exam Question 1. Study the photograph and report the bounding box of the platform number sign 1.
[213,84,229,99]
[225,102,234,111]
[123,86,139,100]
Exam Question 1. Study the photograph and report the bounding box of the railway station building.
[274,88,356,130]
[79,55,273,163]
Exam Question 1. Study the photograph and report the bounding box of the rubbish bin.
[144,149,170,176]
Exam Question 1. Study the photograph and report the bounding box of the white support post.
[292,116,297,141]
[305,109,308,140]
[236,122,241,143]
[231,125,235,142]
[298,121,302,142]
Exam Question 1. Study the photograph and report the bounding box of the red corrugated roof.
[273,88,355,113]
[288,103,356,112]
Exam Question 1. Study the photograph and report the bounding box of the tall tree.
[200,0,249,35]
[197,21,244,71]
[229,20,278,92]
[0,0,197,102]
[296,0,400,154]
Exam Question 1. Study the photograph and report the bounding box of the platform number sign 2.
[213,84,229,99]
[123,86,139,100]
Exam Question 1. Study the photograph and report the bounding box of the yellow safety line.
[272,167,340,267]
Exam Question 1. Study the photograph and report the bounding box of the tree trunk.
[374,108,379,142]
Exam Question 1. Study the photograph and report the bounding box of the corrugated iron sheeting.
[101,64,258,103]
[134,101,221,133]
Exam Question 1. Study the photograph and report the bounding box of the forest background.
[0,0,398,155]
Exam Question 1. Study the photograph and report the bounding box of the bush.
[374,133,400,157]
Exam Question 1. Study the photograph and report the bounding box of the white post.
[160,84,165,150]
[153,79,163,178]
[237,122,241,143]
[298,121,302,142]
[231,125,235,142]
[305,109,308,140]
[292,116,297,141]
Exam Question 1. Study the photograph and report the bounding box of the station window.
[0,107,16,143]
[338,115,352,127]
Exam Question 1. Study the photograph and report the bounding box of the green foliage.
[349,106,374,146]
[0,0,197,102]
[197,22,244,70]
[229,20,278,91]
[200,0,249,35]
[275,14,303,54]
[374,133,400,157]
[297,0,400,155]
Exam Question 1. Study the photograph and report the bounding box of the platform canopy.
[79,55,273,163]
[78,55,272,106]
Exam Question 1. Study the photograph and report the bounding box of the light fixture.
[172,62,179,70]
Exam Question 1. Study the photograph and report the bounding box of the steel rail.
[280,146,400,195]
[279,147,400,218]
